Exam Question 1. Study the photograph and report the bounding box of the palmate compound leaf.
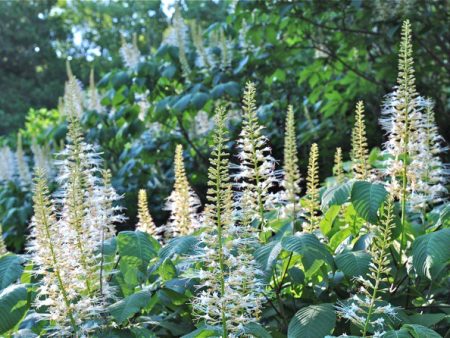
[0,284,29,334]
[402,324,442,338]
[335,250,371,278]
[287,303,336,338]
[117,231,158,266]
[108,289,152,325]
[321,181,354,210]
[254,239,282,272]
[0,254,24,290]
[159,235,199,260]
[351,181,388,224]
[412,228,450,279]
[281,233,334,269]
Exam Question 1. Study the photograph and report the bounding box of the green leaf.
[383,329,411,338]
[319,205,340,236]
[0,254,24,290]
[190,93,209,109]
[254,240,282,271]
[321,181,353,210]
[335,251,371,278]
[108,290,151,324]
[159,258,177,281]
[243,322,272,338]
[181,325,221,338]
[407,313,446,327]
[329,228,352,251]
[0,284,29,334]
[159,236,199,260]
[172,94,192,114]
[288,267,305,285]
[403,324,442,338]
[412,229,450,279]
[117,231,157,265]
[281,234,334,269]
[351,181,388,223]
[287,303,336,338]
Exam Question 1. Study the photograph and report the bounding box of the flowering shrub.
[0,20,448,338]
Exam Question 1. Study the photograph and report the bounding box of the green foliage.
[287,303,336,338]
[411,229,450,279]
[351,181,388,224]
[0,3,448,338]
[0,254,24,289]
[0,284,29,334]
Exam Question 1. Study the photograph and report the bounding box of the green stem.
[215,142,228,338]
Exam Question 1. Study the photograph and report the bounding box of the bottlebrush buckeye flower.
[235,82,278,232]
[189,106,265,337]
[136,189,162,242]
[163,144,201,238]
[279,105,302,219]
[119,33,141,69]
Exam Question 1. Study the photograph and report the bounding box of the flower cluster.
[27,71,123,335]
[163,144,201,238]
[31,140,54,177]
[303,143,320,232]
[333,147,344,184]
[190,106,264,337]
[137,189,162,242]
[279,105,302,219]
[119,33,141,69]
[235,82,278,230]
[408,98,448,212]
[380,19,448,223]
[87,68,104,113]
[0,146,16,182]
[336,197,397,337]
[351,101,370,180]
[16,133,32,188]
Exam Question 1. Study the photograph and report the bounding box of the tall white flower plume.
[235,82,277,231]
[409,98,448,212]
[63,61,84,120]
[87,68,104,113]
[279,105,302,219]
[190,106,265,337]
[0,146,16,182]
[119,33,141,69]
[16,133,32,188]
[163,144,201,239]
[136,189,162,241]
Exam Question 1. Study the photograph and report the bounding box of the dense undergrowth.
[0,19,449,338]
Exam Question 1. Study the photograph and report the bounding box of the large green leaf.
[383,329,411,338]
[159,236,199,260]
[351,181,388,223]
[321,181,353,210]
[287,303,336,338]
[243,322,272,338]
[254,240,282,272]
[403,324,442,338]
[0,284,29,334]
[159,258,177,281]
[117,231,157,265]
[281,233,334,269]
[181,325,221,338]
[335,251,371,278]
[319,205,340,236]
[0,254,24,290]
[412,229,450,279]
[108,289,152,324]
